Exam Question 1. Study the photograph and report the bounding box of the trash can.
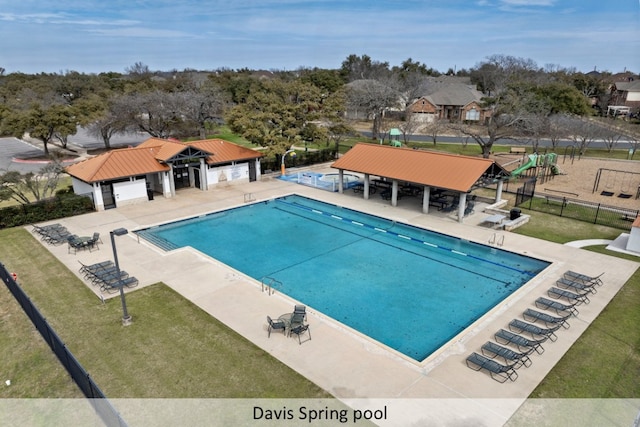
[510,208,521,220]
[147,189,154,201]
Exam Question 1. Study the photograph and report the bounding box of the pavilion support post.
[495,180,504,203]
[457,192,467,223]
[422,186,430,214]
[364,174,371,200]
[391,180,398,207]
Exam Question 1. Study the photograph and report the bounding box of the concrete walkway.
[31,171,640,426]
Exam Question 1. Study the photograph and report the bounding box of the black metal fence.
[260,147,338,174]
[0,263,126,427]
[517,193,639,230]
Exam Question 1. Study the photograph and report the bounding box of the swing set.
[592,168,640,199]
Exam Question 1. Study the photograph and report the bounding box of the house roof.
[65,146,171,183]
[331,143,503,193]
[424,84,485,107]
[66,137,263,183]
[613,80,640,92]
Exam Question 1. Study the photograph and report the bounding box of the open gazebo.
[331,143,510,222]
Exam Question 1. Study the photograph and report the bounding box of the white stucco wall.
[71,178,93,196]
[627,226,640,253]
[113,180,147,207]
[206,163,250,187]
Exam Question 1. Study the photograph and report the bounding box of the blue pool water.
[279,172,361,191]
[137,195,549,361]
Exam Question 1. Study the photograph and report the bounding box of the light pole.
[110,227,132,326]
[280,149,296,176]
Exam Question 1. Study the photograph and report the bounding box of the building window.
[466,108,480,121]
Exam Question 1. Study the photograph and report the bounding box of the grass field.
[0,227,328,398]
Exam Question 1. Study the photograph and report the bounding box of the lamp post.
[280,149,296,176]
[110,227,132,326]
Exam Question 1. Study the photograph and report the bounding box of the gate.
[515,177,537,206]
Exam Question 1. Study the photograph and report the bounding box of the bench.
[510,147,526,154]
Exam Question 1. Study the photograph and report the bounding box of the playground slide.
[511,154,538,177]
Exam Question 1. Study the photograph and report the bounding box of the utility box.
[510,208,521,220]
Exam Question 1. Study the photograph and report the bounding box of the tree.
[225,79,328,156]
[397,111,422,144]
[0,159,65,204]
[451,86,533,157]
[1,104,77,154]
[422,118,449,145]
[340,54,390,82]
[345,78,400,140]
[87,109,130,149]
[560,115,603,155]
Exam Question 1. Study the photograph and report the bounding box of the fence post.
[560,197,566,216]
[594,203,601,224]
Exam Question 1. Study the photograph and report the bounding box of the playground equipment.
[511,153,560,180]
[592,168,640,198]
[389,128,402,147]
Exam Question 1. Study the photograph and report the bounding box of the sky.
[0,0,639,75]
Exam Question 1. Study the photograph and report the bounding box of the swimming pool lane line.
[277,199,535,277]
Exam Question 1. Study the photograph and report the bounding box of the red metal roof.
[331,143,497,193]
[66,138,263,183]
[65,146,170,183]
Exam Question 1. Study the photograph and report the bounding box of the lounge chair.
[534,297,579,317]
[495,329,546,354]
[465,352,518,383]
[78,260,114,277]
[42,228,71,245]
[509,319,560,342]
[267,316,286,337]
[548,286,590,305]
[523,308,570,329]
[481,341,532,369]
[564,270,603,286]
[101,276,138,293]
[290,324,311,345]
[556,277,597,295]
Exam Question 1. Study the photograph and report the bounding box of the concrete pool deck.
[32,168,640,426]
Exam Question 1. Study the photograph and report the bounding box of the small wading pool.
[279,172,361,191]
[137,195,549,361]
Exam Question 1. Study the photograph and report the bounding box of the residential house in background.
[407,84,491,123]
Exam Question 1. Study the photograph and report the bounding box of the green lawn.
[513,210,640,397]
[0,227,328,398]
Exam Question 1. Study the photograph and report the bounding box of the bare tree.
[397,111,422,144]
[601,128,622,152]
[422,118,449,145]
[561,116,603,155]
[346,78,400,140]
[87,109,130,149]
[0,158,65,204]
[547,114,569,151]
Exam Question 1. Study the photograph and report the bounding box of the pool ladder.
[489,233,505,247]
[261,277,282,295]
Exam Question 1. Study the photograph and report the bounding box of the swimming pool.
[137,195,549,361]
[279,172,361,191]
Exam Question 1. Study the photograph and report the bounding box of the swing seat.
[600,191,614,196]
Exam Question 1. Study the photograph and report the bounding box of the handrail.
[261,276,282,295]
[489,233,505,247]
